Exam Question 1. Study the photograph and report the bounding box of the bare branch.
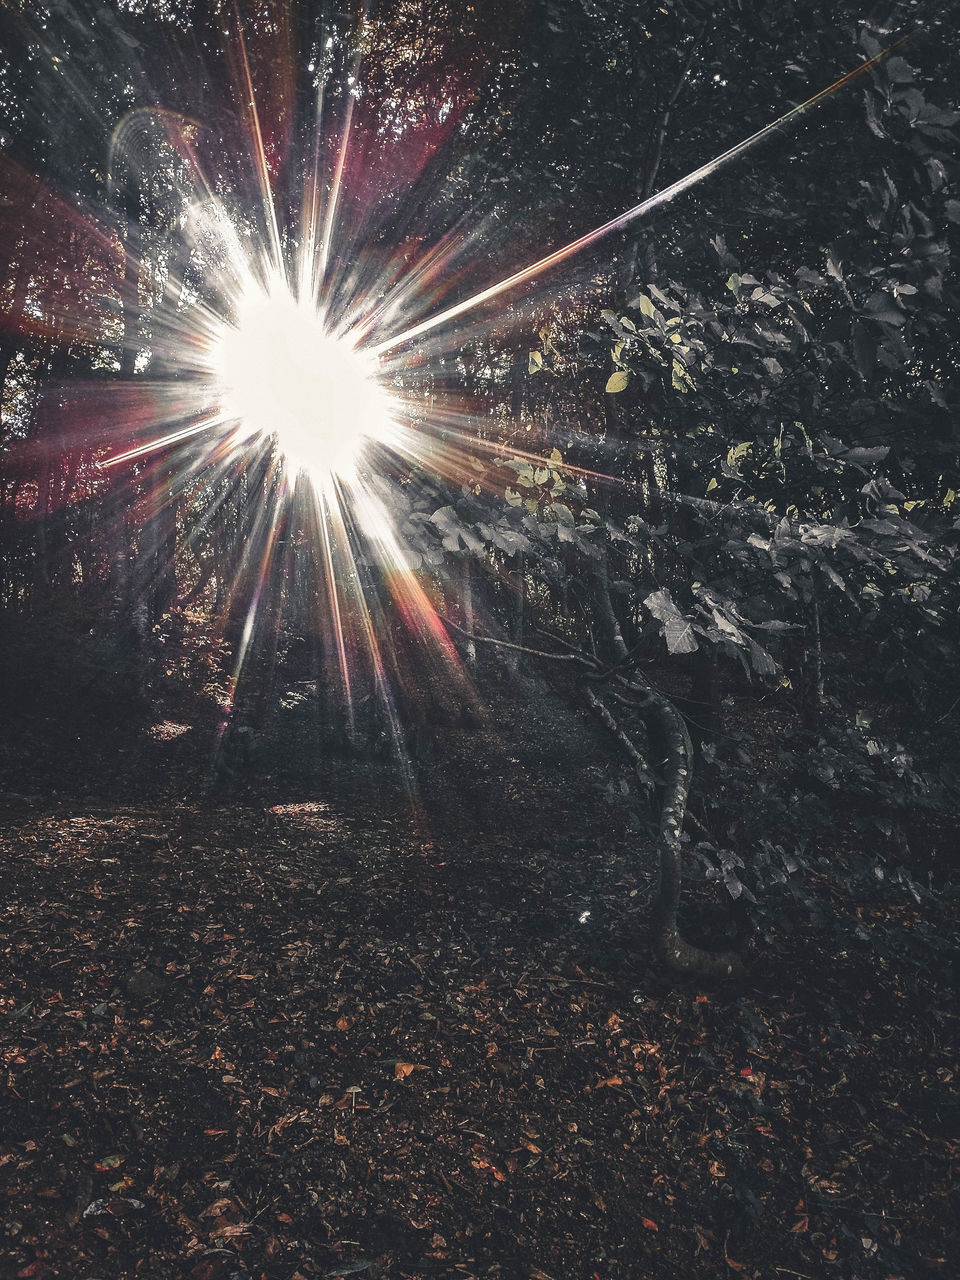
[643,24,707,198]
[438,615,596,666]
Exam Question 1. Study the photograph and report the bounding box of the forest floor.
[1,674,958,1280]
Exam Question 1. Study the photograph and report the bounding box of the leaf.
[491,527,532,556]
[643,589,698,654]
[865,292,905,326]
[605,370,629,394]
[394,1062,426,1079]
[642,1218,658,1231]
[746,637,776,676]
[796,266,826,287]
[825,253,844,284]
[94,1154,123,1171]
[637,294,656,317]
[724,1240,746,1271]
[844,446,889,464]
[884,55,914,82]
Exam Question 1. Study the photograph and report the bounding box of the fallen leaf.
[724,1239,745,1272]
[394,1062,425,1079]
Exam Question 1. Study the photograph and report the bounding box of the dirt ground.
[1,678,958,1279]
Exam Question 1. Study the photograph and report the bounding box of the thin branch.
[642,24,707,198]
[583,684,650,779]
[438,615,596,666]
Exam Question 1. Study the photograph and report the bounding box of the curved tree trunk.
[584,677,744,981]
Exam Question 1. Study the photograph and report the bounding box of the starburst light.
[211,279,399,487]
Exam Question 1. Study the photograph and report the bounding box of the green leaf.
[637,294,656,317]
[605,370,629,394]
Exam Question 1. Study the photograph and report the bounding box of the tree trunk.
[585,677,744,981]
[461,557,477,671]
[800,597,822,730]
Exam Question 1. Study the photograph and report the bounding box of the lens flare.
[211,281,398,484]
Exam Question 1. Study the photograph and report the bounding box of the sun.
[212,282,398,485]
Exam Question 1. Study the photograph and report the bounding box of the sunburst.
[209,276,400,488]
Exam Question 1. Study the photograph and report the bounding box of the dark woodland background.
[1,2,958,1278]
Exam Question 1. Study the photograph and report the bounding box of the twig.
[438,615,595,666]
[933,694,960,725]
[642,22,707,198]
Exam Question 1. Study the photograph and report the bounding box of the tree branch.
[642,24,706,198]
[438,615,596,667]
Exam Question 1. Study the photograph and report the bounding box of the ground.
[1,677,958,1279]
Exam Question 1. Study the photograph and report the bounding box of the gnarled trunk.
[585,677,744,981]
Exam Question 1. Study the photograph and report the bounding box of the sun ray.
[230,2,286,281]
[371,34,912,359]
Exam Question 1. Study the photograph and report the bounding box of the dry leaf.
[724,1240,745,1272]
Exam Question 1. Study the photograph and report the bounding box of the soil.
[1,675,958,1279]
